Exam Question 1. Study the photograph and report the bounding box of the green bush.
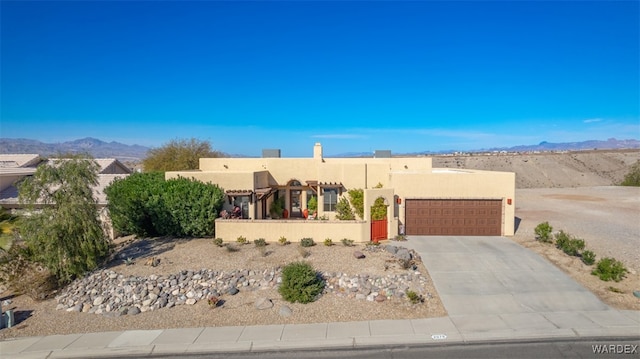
[254,238,267,247]
[341,238,354,247]
[278,262,324,303]
[237,236,247,244]
[105,172,224,237]
[213,238,224,247]
[534,222,553,243]
[347,189,364,219]
[278,236,289,245]
[300,238,315,247]
[592,257,628,282]
[335,197,355,220]
[581,250,596,265]
[323,238,333,246]
[554,230,584,257]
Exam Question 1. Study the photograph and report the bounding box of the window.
[323,188,338,212]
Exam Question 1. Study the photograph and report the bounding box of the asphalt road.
[140,337,640,359]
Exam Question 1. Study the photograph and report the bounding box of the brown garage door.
[405,199,502,236]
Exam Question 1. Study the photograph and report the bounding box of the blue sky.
[1,1,638,157]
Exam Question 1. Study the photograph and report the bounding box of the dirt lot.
[513,186,640,310]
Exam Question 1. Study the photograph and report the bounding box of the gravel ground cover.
[0,237,445,339]
[512,186,640,310]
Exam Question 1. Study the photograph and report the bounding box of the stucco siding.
[216,219,370,243]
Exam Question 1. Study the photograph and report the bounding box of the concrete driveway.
[401,236,610,316]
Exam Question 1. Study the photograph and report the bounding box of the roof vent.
[262,149,281,158]
[374,150,392,158]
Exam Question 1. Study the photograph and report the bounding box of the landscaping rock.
[255,297,273,310]
[395,248,412,261]
[375,294,386,302]
[128,307,140,316]
[227,287,239,295]
[353,251,365,259]
[385,245,398,254]
[279,305,292,317]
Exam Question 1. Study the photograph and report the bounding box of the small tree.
[18,156,111,284]
[142,138,225,172]
[534,222,553,243]
[335,197,355,220]
[621,160,640,186]
[347,189,364,219]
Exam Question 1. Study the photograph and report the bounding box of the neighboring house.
[0,155,132,238]
[166,143,516,243]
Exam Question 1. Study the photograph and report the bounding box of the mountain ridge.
[1,137,639,160]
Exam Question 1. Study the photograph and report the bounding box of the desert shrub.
[581,250,596,265]
[335,197,355,220]
[213,238,224,247]
[0,242,57,300]
[534,222,553,243]
[278,236,289,245]
[236,236,247,244]
[554,230,584,256]
[278,262,324,304]
[620,160,640,186]
[300,238,315,247]
[341,238,354,247]
[254,238,267,247]
[592,257,628,282]
[324,238,333,246]
[394,234,407,242]
[406,290,424,304]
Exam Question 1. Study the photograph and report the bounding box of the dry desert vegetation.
[1,149,639,340]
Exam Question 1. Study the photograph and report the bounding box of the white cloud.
[583,118,603,124]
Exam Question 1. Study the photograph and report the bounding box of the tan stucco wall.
[168,144,515,238]
[390,169,516,235]
[216,219,370,243]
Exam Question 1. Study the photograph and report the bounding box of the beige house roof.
[0,156,131,208]
[0,154,42,168]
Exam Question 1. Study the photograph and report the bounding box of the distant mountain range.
[1,137,638,160]
[332,138,640,157]
[0,137,150,161]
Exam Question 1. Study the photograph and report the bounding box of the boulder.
[395,248,412,261]
[353,251,366,259]
[385,245,398,254]
[255,297,274,310]
[227,287,239,295]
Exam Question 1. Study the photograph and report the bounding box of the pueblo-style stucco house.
[166,143,515,243]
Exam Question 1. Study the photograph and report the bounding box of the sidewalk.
[2,309,639,358]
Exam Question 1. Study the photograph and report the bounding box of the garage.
[405,199,502,236]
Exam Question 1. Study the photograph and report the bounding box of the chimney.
[313,143,323,161]
[262,149,281,158]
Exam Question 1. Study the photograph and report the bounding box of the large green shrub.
[371,197,387,220]
[534,222,553,243]
[592,257,628,282]
[105,173,224,237]
[278,262,324,303]
[581,250,596,265]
